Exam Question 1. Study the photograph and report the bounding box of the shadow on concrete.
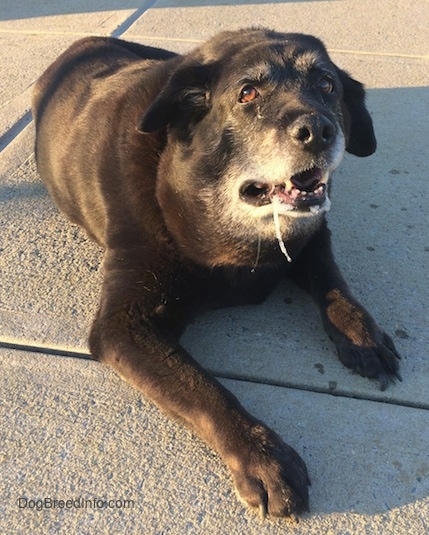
[0,0,332,21]
[0,181,47,204]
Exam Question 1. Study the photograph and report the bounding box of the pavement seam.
[0,340,91,359]
[2,340,428,412]
[1,30,428,60]
[328,49,429,60]
[213,372,429,412]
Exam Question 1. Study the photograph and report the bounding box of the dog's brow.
[239,62,272,82]
[223,63,273,92]
[293,50,327,71]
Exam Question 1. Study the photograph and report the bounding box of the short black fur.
[32,28,400,519]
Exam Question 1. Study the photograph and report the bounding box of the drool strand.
[251,234,262,273]
[272,198,293,263]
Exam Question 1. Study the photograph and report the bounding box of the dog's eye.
[318,76,335,94]
[238,85,259,103]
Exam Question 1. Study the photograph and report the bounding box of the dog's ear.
[137,60,215,135]
[337,68,377,157]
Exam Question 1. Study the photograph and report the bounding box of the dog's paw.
[323,290,401,390]
[326,317,401,390]
[336,329,401,391]
[228,424,310,519]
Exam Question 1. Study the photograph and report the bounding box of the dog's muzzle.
[239,166,329,213]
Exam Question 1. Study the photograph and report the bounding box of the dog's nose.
[288,114,335,152]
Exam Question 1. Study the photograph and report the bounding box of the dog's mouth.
[239,167,329,213]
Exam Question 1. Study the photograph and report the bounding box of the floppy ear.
[337,68,377,157]
[137,60,214,135]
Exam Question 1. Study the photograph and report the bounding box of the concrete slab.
[0,1,136,34]
[0,1,154,142]
[1,1,428,532]
[0,34,85,147]
[127,0,429,58]
[1,348,428,534]
[0,133,102,351]
[0,34,87,108]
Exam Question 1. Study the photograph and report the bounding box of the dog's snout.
[288,114,335,152]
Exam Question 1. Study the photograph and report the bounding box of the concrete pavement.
[1,1,428,533]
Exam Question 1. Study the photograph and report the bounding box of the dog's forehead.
[260,50,329,81]
[237,56,329,92]
[210,34,332,82]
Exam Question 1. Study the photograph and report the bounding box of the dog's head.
[138,29,376,267]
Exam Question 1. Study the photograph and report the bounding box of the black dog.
[32,28,400,518]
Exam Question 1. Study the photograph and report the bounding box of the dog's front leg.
[289,221,401,390]
[88,249,309,518]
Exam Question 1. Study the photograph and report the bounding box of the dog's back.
[32,36,177,122]
[33,37,178,247]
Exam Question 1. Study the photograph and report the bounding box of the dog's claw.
[231,424,310,520]
[379,373,394,392]
[290,513,300,524]
[379,372,402,391]
[378,373,389,391]
[383,332,401,359]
